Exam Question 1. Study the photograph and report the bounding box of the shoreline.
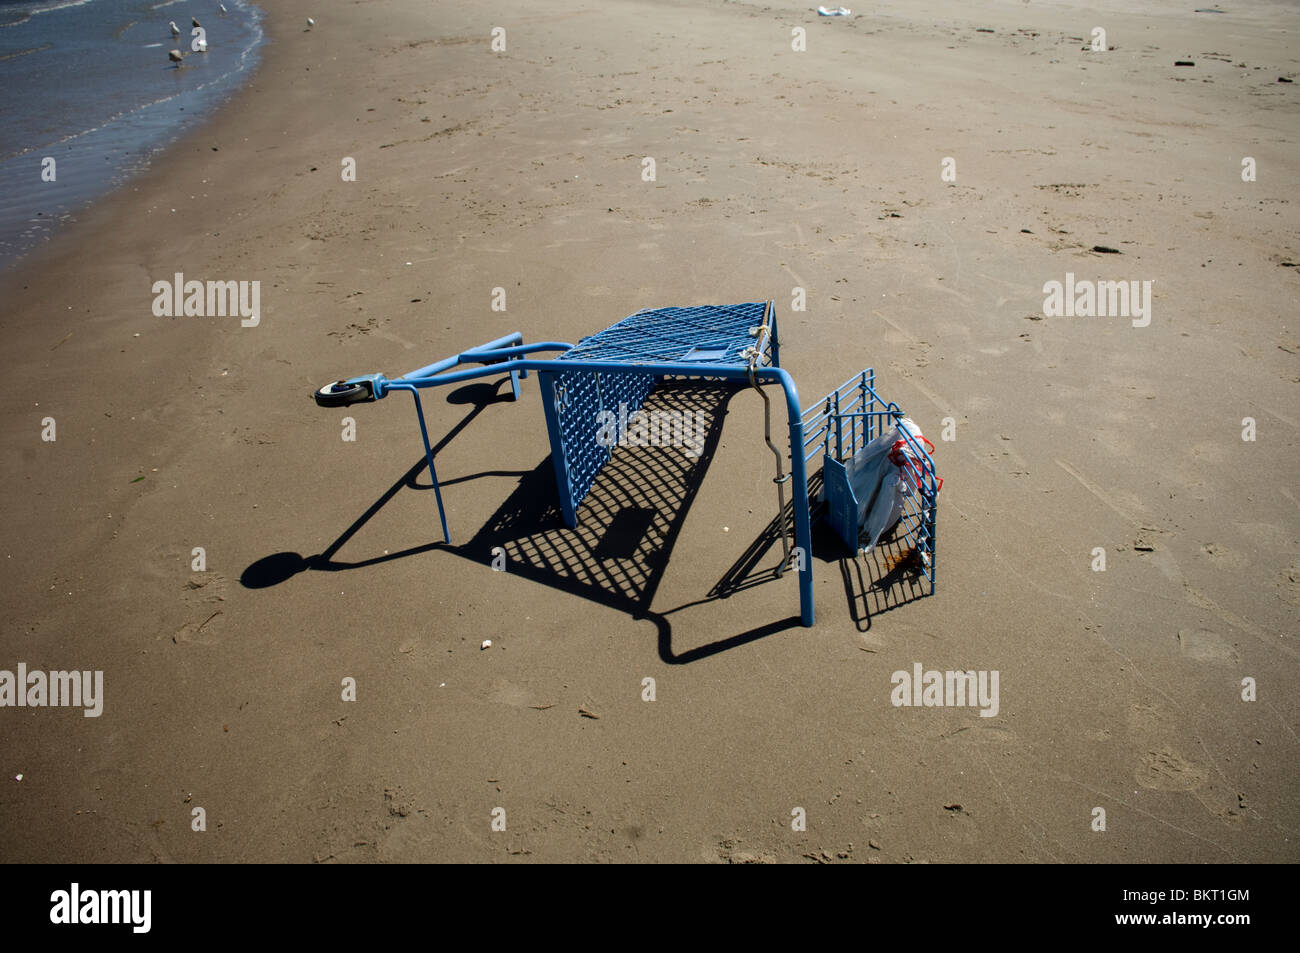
[0,0,267,271]
[1,13,277,287]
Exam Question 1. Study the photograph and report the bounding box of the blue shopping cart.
[314,300,939,625]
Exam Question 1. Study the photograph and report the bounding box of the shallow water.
[0,0,263,271]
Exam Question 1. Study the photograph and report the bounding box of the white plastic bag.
[857,416,930,551]
[861,417,938,554]
[819,416,936,552]
[861,467,909,554]
[844,428,900,529]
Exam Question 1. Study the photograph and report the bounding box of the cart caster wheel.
[314,380,372,407]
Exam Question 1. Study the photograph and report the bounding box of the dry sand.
[0,0,1297,863]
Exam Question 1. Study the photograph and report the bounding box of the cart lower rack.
[313,300,939,626]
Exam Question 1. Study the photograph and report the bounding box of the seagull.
[219,3,227,13]
[306,17,315,28]
[169,20,180,37]
[169,49,185,67]
[192,17,202,28]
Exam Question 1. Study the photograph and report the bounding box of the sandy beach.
[0,0,1297,863]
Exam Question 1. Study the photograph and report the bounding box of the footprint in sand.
[968,442,1031,481]
[1176,628,1239,663]
[1126,703,1167,737]
[1199,542,1246,569]
[713,837,775,864]
[1135,747,1208,792]
[942,724,1019,746]
[1279,560,1300,607]
[173,573,228,645]
[1126,705,1209,793]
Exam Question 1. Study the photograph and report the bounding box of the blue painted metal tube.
[407,389,451,544]
[399,353,465,383]
[400,332,524,381]
[460,332,524,357]
[393,342,572,388]
[453,342,575,366]
[771,369,814,627]
[537,371,575,527]
[458,333,530,392]
[390,357,787,387]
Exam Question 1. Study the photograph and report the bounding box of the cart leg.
[788,416,814,627]
[539,371,579,529]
